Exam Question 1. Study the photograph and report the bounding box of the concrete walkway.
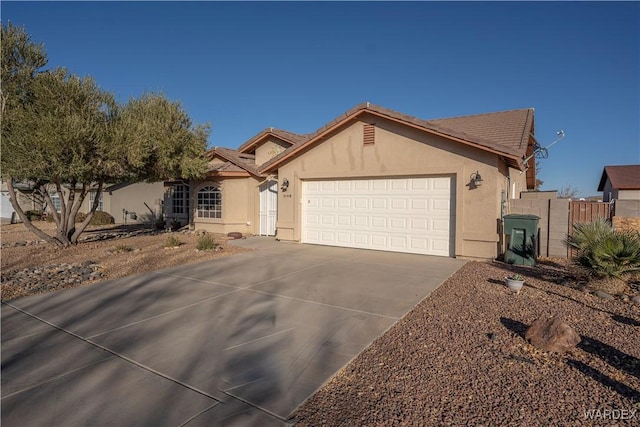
[1,238,465,426]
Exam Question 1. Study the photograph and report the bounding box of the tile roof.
[598,165,640,191]
[427,108,534,157]
[206,147,262,176]
[259,102,534,172]
[237,127,310,154]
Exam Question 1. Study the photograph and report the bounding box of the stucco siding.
[275,116,511,259]
[192,177,259,235]
[618,189,640,200]
[108,182,164,224]
[254,138,289,166]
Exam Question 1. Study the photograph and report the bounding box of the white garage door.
[302,177,452,256]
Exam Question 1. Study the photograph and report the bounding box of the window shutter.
[363,124,375,145]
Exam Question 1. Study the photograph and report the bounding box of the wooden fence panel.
[568,201,612,257]
[570,201,611,224]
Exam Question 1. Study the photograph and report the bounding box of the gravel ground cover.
[293,260,640,426]
[1,222,249,301]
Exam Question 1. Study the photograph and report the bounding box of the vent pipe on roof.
[366,101,370,108]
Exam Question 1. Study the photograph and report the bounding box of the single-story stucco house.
[1,180,164,225]
[165,102,538,259]
[597,165,640,203]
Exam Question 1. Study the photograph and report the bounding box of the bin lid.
[503,214,540,220]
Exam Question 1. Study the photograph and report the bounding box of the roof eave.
[261,107,526,174]
[205,171,251,178]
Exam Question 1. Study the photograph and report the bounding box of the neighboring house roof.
[259,102,535,174]
[237,127,309,154]
[597,165,640,191]
[206,146,263,177]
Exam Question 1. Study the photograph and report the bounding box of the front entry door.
[259,180,278,236]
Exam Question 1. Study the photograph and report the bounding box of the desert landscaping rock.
[293,261,640,426]
[1,222,249,301]
[524,316,581,354]
[594,290,615,299]
[632,296,640,305]
[1,262,104,300]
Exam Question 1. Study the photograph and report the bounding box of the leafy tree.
[534,160,543,190]
[1,23,208,246]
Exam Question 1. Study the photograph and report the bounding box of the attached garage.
[195,102,536,259]
[302,177,453,256]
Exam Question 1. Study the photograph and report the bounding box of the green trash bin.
[503,214,540,266]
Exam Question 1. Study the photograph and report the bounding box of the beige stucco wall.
[274,115,519,259]
[192,176,260,235]
[104,182,164,224]
[618,189,640,200]
[254,137,289,166]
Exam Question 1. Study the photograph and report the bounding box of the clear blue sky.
[3,1,639,197]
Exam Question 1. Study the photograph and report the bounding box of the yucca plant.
[566,218,640,278]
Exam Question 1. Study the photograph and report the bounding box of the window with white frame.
[172,184,189,215]
[197,186,222,219]
[89,191,103,211]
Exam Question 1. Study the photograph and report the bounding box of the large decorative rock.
[524,316,581,354]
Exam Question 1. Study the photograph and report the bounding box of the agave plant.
[566,218,640,278]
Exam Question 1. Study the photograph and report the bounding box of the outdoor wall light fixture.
[470,171,483,187]
[281,178,289,192]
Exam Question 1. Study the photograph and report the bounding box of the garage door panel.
[305,214,320,225]
[354,199,368,209]
[354,216,369,227]
[432,199,450,212]
[411,199,427,210]
[411,178,428,190]
[389,218,407,230]
[353,233,369,245]
[370,235,387,248]
[391,199,407,210]
[371,217,387,228]
[337,199,351,209]
[432,239,449,252]
[411,218,428,230]
[354,181,369,191]
[321,215,334,225]
[390,236,408,250]
[432,219,449,232]
[410,238,429,251]
[303,177,452,256]
[336,232,351,244]
[372,199,387,209]
[336,215,351,226]
[373,180,389,191]
[433,178,450,190]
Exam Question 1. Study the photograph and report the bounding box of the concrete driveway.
[1,238,465,426]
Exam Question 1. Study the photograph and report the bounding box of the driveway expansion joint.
[3,302,223,404]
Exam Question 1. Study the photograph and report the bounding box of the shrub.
[164,235,182,248]
[196,233,218,251]
[566,218,640,278]
[75,212,87,223]
[25,210,43,221]
[113,243,133,253]
[89,211,114,226]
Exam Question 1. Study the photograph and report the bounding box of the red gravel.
[293,260,640,426]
